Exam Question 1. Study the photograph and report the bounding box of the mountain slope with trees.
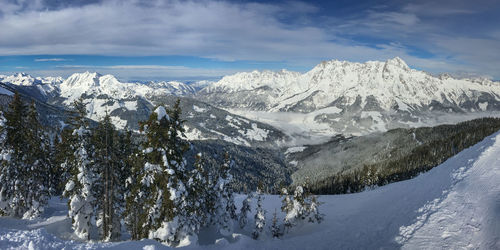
[288,117,500,194]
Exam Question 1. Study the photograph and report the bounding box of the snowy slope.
[0,86,13,96]
[1,130,499,249]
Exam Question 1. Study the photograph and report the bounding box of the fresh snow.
[284,146,306,155]
[192,105,206,113]
[479,102,488,111]
[155,106,169,121]
[0,86,13,96]
[239,123,269,142]
[123,101,138,111]
[1,130,500,249]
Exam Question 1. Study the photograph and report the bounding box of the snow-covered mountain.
[198,57,500,137]
[58,71,196,104]
[0,72,288,147]
[0,73,62,98]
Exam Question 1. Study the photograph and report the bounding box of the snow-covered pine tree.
[280,187,294,231]
[212,152,237,236]
[185,153,211,234]
[93,114,123,241]
[306,194,324,224]
[54,128,76,195]
[0,111,5,148]
[0,94,49,219]
[118,129,140,239]
[123,133,147,240]
[238,193,252,229]
[0,110,10,216]
[222,153,237,222]
[0,92,27,217]
[23,101,51,218]
[270,208,282,238]
[252,187,265,240]
[62,97,99,240]
[281,184,324,232]
[131,102,191,246]
[45,128,60,196]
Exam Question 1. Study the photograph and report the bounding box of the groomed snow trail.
[0,132,499,249]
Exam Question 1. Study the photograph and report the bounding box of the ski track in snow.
[1,132,500,249]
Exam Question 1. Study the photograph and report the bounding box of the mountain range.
[2,57,500,145]
[197,57,500,139]
[1,57,500,191]
[0,72,287,148]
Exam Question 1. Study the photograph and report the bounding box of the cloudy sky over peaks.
[0,0,499,80]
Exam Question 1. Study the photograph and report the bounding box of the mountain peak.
[61,71,103,91]
[385,57,409,70]
[1,72,36,86]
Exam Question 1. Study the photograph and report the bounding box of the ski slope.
[1,131,500,249]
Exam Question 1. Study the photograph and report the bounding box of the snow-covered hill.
[198,57,500,138]
[1,129,499,249]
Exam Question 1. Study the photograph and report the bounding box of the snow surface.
[1,131,500,249]
[0,86,13,96]
[155,106,169,121]
[192,105,206,113]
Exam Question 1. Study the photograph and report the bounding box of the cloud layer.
[0,0,499,78]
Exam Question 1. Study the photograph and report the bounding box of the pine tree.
[93,114,123,241]
[129,103,190,246]
[0,92,27,217]
[238,193,252,229]
[212,152,237,236]
[0,94,49,218]
[252,187,265,240]
[54,128,76,194]
[280,187,294,231]
[270,208,282,238]
[0,110,11,216]
[185,153,210,234]
[23,101,50,218]
[123,134,147,240]
[306,194,324,224]
[63,98,99,240]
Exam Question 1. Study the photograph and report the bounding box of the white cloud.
[0,0,498,78]
[34,58,68,62]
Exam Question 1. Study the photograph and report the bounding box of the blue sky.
[0,0,499,81]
